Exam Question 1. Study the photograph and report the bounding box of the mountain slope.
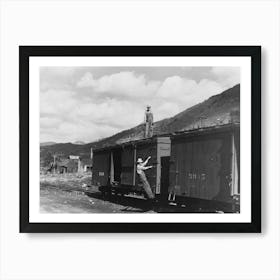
[40,84,240,166]
[73,141,86,145]
[40,142,57,147]
[86,84,240,146]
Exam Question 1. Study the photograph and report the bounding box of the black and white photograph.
[20,46,260,232]
[40,65,240,214]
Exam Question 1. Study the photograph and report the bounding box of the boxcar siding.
[215,134,232,201]
[236,130,240,194]
[121,146,135,186]
[109,152,114,184]
[169,133,234,202]
[133,147,137,185]
[92,152,110,186]
[231,131,240,196]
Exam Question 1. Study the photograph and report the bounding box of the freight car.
[91,123,240,212]
[168,123,240,212]
[92,136,171,198]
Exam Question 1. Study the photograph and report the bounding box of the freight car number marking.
[99,172,105,176]
[188,173,206,180]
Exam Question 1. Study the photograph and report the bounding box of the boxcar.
[92,136,171,197]
[168,123,240,210]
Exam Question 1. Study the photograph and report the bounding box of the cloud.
[74,99,144,128]
[211,67,240,88]
[41,67,76,77]
[77,71,160,100]
[41,121,120,144]
[40,117,61,129]
[156,102,180,120]
[75,71,226,116]
[40,89,76,116]
[157,76,197,99]
[40,89,145,142]
[40,67,76,91]
[40,67,239,142]
[157,76,224,108]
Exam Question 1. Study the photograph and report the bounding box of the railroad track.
[41,184,98,195]
[40,184,227,213]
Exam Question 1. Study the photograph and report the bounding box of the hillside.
[40,84,240,166]
[73,141,86,145]
[40,142,57,147]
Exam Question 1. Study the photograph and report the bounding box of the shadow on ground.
[85,191,217,213]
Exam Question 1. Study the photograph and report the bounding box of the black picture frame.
[20,46,261,233]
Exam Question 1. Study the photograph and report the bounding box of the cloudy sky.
[40,66,240,143]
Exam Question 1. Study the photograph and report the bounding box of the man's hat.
[137,158,143,163]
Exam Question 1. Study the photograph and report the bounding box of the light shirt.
[137,164,146,175]
[144,111,153,123]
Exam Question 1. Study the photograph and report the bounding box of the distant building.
[82,158,93,172]
[67,158,80,173]
[69,155,80,160]
[45,154,92,174]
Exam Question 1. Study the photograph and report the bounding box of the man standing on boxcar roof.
[137,156,155,201]
[144,105,153,138]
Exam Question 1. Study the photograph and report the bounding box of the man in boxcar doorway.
[136,156,155,200]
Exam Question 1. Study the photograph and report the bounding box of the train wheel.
[106,189,112,198]
[176,202,182,207]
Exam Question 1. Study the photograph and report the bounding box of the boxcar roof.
[92,122,239,153]
[170,122,240,140]
[92,135,170,153]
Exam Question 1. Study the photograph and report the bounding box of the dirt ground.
[40,173,155,213]
[40,173,225,213]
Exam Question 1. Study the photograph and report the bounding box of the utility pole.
[53,155,56,173]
